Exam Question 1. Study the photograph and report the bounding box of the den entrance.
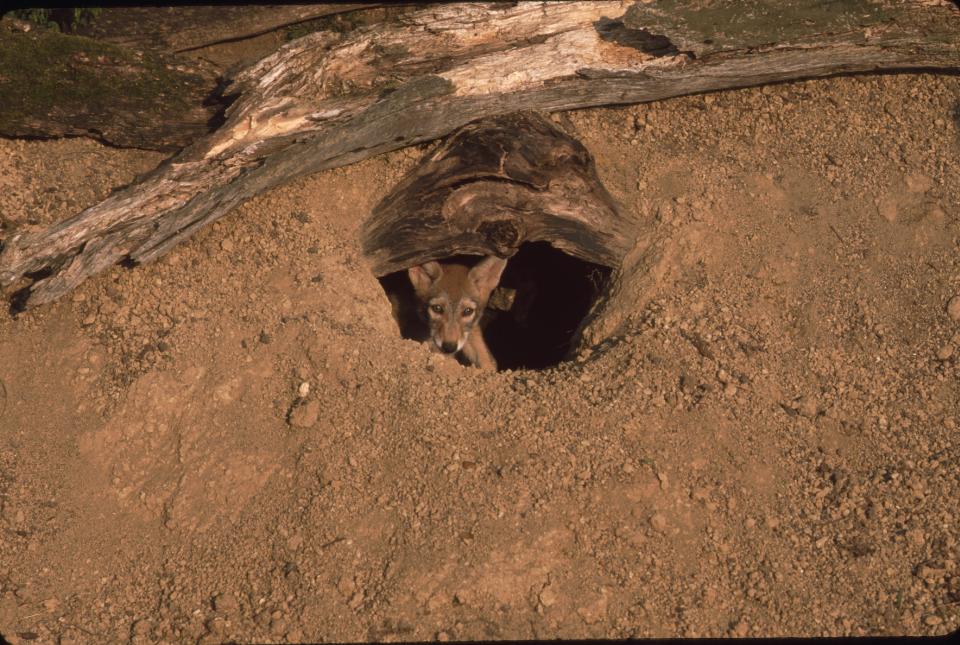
[379,242,612,371]
[361,112,632,370]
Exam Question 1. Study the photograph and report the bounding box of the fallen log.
[361,111,630,276]
[3,0,959,310]
[0,19,219,151]
[362,111,625,370]
[75,4,381,54]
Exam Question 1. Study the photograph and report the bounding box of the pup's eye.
[430,304,444,314]
[462,307,475,317]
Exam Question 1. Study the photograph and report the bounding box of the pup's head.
[407,256,507,354]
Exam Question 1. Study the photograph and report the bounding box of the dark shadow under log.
[377,243,613,370]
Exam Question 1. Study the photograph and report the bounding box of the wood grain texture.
[2,0,959,309]
[76,4,378,53]
[361,111,631,276]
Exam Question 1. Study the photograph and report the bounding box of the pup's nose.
[440,341,458,354]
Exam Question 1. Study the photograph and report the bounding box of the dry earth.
[1,70,959,643]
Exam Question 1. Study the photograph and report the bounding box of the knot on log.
[477,219,523,256]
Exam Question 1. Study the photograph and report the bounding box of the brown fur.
[408,256,507,370]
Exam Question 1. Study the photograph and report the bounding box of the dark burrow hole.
[378,242,612,371]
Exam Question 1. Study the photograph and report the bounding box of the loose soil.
[1,71,959,643]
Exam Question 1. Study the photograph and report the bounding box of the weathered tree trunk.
[361,111,630,276]
[2,0,959,310]
[0,19,218,151]
[76,4,381,54]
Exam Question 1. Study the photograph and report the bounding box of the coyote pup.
[408,256,507,370]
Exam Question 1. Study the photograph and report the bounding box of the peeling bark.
[2,0,959,310]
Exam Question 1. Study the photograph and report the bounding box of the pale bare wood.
[2,0,959,310]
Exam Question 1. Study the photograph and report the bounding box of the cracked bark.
[2,0,958,310]
[361,111,631,276]
[76,4,380,54]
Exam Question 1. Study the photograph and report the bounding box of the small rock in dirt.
[220,239,234,252]
[905,173,933,194]
[649,513,668,531]
[297,381,310,398]
[926,204,947,225]
[877,198,897,223]
[798,396,819,419]
[656,471,669,489]
[337,576,356,596]
[212,593,239,615]
[576,588,609,624]
[348,590,365,610]
[936,345,954,361]
[288,400,320,428]
[42,598,59,612]
[539,585,558,608]
[906,528,925,546]
[924,614,943,626]
[947,296,960,323]
[269,616,287,636]
[259,330,273,344]
[205,616,226,635]
[284,563,301,584]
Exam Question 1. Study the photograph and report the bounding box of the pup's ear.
[408,261,443,296]
[468,256,508,300]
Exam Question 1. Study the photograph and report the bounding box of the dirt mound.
[1,71,958,642]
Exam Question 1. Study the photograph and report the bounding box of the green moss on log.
[0,21,216,150]
[626,0,890,55]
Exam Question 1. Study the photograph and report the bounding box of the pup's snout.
[440,341,459,354]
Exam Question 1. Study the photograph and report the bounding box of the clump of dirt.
[1,71,959,643]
